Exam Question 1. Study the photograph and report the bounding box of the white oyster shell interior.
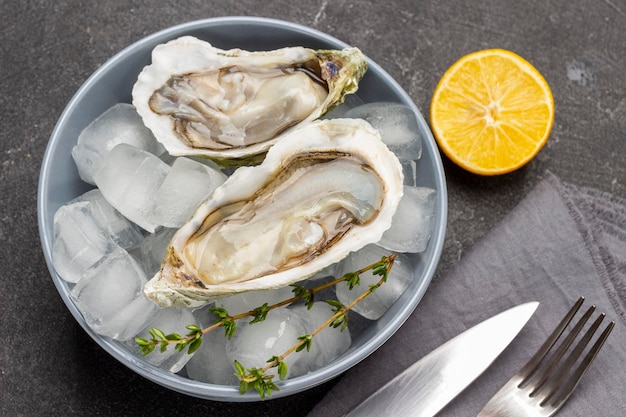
[144,118,404,307]
[132,36,367,164]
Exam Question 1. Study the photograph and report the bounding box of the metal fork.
[476,297,614,417]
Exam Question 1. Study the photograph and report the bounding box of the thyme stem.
[135,253,398,399]
[261,253,396,374]
[139,254,396,350]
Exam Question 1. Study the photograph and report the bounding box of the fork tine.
[526,305,595,393]
[536,311,605,403]
[546,319,615,411]
[476,297,614,417]
[518,296,585,386]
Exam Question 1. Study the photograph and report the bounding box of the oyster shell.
[144,118,404,307]
[132,36,367,165]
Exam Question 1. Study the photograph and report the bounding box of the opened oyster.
[132,36,367,165]
[144,118,404,307]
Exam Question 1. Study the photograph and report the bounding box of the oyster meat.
[144,118,404,307]
[132,36,367,165]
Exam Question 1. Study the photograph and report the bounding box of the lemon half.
[430,49,554,175]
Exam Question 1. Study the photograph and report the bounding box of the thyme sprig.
[234,254,395,397]
[135,254,397,399]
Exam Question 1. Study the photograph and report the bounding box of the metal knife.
[344,301,539,417]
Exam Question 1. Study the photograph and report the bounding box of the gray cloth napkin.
[307,172,626,417]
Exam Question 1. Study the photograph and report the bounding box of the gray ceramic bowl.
[38,17,447,401]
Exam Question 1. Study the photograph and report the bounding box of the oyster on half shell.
[144,118,404,308]
[132,36,367,165]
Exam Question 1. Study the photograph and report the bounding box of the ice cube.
[344,102,422,161]
[149,157,227,228]
[70,249,156,340]
[215,286,295,316]
[321,94,365,119]
[94,143,170,232]
[72,189,145,249]
[185,329,239,385]
[159,152,178,166]
[308,262,340,281]
[335,245,413,320]
[71,103,165,184]
[52,201,118,283]
[139,227,177,277]
[299,271,338,304]
[225,311,307,379]
[401,160,417,187]
[288,303,351,377]
[378,186,437,253]
[131,307,197,373]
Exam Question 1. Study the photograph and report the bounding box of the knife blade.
[344,301,539,417]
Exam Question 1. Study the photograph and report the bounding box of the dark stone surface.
[1,1,624,416]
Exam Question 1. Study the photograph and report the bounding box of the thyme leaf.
[135,254,398,400]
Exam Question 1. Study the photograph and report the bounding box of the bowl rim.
[37,16,448,401]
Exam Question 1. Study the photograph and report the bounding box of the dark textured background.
[1,1,624,416]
